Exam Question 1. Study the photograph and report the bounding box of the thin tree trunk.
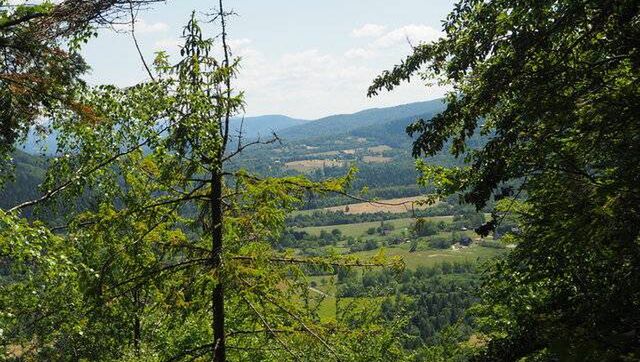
[133,235,142,357]
[212,1,229,359]
[211,171,225,362]
[133,289,141,356]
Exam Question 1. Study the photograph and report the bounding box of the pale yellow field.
[367,145,392,153]
[284,159,345,172]
[363,155,392,163]
[323,196,436,214]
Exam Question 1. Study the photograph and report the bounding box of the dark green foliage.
[429,237,453,250]
[409,239,419,252]
[0,151,46,210]
[371,0,640,359]
[277,228,342,250]
[412,218,438,237]
[339,262,479,348]
[349,239,379,253]
[451,212,485,231]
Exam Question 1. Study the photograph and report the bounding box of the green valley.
[1,0,638,361]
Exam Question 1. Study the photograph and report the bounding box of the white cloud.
[233,46,379,117]
[154,38,181,51]
[228,38,261,59]
[229,38,252,48]
[95,22,446,118]
[343,24,442,62]
[351,23,387,38]
[344,47,376,59]
[114,19,169,34]
[136,19,169,33]
[374,24,442,48]
[230,24,447,117]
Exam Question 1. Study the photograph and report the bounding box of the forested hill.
[19,100,444,155]
[20,114,308,156]
[278,99,446,141]
[3,98,476,213]
[0,151,47,213]
[228,114,308,139]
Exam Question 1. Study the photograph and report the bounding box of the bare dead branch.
[222,135,280,162]
[240,294,301,361]
[238,277,341,360]
[233,172,426,208]
[218,0,233,154]
[128,1,155,81]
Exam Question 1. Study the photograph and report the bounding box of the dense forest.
[1,0,639,361]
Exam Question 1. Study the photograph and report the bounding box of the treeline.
[338,262,479,347]
[287,201,479,227]
[0,151,46,211]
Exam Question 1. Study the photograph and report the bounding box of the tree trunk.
[133,289,141,356]
[211,171,225,362]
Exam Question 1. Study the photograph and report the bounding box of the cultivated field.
[307,150,340,157]
[363,155,392,163]
[306,244,504,321]
[284,159,345,172]
[323,196,436,214]
[352,243,503,269]
[367,145,392,153]
[299,216,454,238]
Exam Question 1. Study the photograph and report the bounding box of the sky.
[80,0,455,119]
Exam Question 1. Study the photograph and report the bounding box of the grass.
[299,216,453,238]
[352,243,503,269]
[284,159,346,172]
[303,243,505,321]
[306,276,386,321]
[289,195,439,217]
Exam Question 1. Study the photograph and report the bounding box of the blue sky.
[81,0,455,119]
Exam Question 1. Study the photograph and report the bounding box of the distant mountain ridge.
[229,114,307,139]
[277,99,446,141]
[19,99,445,154]
[5,99,452,212]
[20,114,309,155]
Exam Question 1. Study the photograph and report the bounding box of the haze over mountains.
[278,99,445,140]
[7,98,447,211]
[229,114,308,139]
[20,99,446,155]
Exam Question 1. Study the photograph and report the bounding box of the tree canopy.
[2,0,639,360]
[370,0,640,360]
[0,0,164,165]
[1,7,407,361]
